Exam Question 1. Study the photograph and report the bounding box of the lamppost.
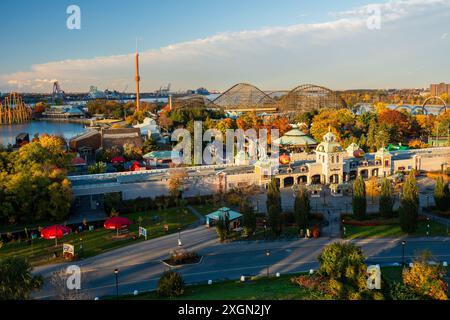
[426,218,430,237]
[178,227,182,247]
[114,269,119,298]
[263,219,267,240]
[265,249,271,277]
[401,241,406,267]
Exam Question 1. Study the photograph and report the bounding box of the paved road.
[33,223,450,299]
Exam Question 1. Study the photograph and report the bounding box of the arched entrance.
[329,174,339,184]
[297,176,308,184]
[283,176,294,188]
[372,168,379,177]
[311,175,321,185]
[360,169,369,179]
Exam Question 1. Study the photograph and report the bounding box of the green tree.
[318,242,370,299]
[380,178,394,218]
[0,257,43,300]
[399,172,420,233]
[241,201,257,237]
[88,162,107,174]
[156,270,185,298]
[215,211,230,242]
[353,176,367,220]
[266,178,282,236]
[434,177,449,212]
[294,186,310,230]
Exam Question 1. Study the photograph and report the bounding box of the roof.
[206,207,243,221]
[272,129,317,147]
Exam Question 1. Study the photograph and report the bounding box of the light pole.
[265,249,271,277]
[114,269,119,298]
[178,227,182,246]
[401,241,406,267]
[263,219,267,240]
[427,218,430,237]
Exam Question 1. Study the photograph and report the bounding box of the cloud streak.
[1,0,450,93]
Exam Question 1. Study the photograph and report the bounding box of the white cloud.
[1,0,450,93]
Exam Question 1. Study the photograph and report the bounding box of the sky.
[1,0,449,93]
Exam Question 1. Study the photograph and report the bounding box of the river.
[0,120,87,146]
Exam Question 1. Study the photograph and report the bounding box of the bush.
[168,250,200,265]
[156,270,185,298]
[318,242,368,299]
[388,282,422,300]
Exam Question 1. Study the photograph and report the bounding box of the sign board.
[164,224,169,232]
[366,265,382,290]
[139,227,148,240]
[63,243,75,257]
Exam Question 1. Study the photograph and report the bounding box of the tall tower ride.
[135,49,141,111]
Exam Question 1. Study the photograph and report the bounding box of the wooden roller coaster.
[0,93,32,124]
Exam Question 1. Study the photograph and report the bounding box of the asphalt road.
[33,224,450,299]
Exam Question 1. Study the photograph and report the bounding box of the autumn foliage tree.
[403,251,448,300]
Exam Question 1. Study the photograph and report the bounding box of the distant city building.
[430,83,450,96]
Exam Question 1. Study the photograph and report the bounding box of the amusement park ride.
[0,92,32,125]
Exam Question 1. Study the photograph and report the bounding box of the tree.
[366,177,379,204]
[0,257,43,300]
[318,242,370,299]
[434,177,449,212]
[241,201,257,237]
[88,162,107,174]
[157,270,185,298]
[215,211,230,242]
[168,168,188,202]
[399,172,419,233]
[142,137,158,155]
[266,178,282,236]
[353,176,367,220]
[294,186,310,230]
[379,178,394,218]
[403,251,448,300]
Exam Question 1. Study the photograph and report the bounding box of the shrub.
[156,270,185,298]
[402,251,448,300]
[388,282,422,300]
[434,177,449,212]
[318,242,368,299]
[168,250,200,265]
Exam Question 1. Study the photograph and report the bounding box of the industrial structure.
[0,92,32,124]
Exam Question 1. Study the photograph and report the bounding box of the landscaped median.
[342,214,449,239]
[0,208,198,266]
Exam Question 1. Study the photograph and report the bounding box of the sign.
[63,243,75,257]
[366,265,381,290]
[164,224,169,232]
[139,227,147,240]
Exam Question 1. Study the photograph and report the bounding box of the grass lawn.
[121,267,406,300]
[344,220,450,239]
[0,207,198,267]
[122,274,329,300]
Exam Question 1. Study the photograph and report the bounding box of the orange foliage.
[378,109,411,134]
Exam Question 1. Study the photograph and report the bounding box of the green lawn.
[344,220,450,239]
[0,208,198,266]
[121,267,406,300]
[123,274,329,300]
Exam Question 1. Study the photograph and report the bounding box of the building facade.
[430,83,450,96]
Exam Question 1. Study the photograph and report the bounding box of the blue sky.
[1,0,450,92]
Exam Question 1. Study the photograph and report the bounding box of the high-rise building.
[430,83,450,96]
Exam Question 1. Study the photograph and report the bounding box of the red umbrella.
[104,217,132,236]
[131,161,142,171]
[41,225,71,246]
[111,156,125,164]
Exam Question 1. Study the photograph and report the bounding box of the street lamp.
[427,218,430,237]
[401,241,406,267]
[265,249,271,277]
[114,269,119,298]
[178,227,182,246]
[263,219,267,240]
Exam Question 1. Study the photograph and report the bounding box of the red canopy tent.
[111,156,125,164]
[130,161,142,172]
[104,217,132,236]
[41,225,71,246]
